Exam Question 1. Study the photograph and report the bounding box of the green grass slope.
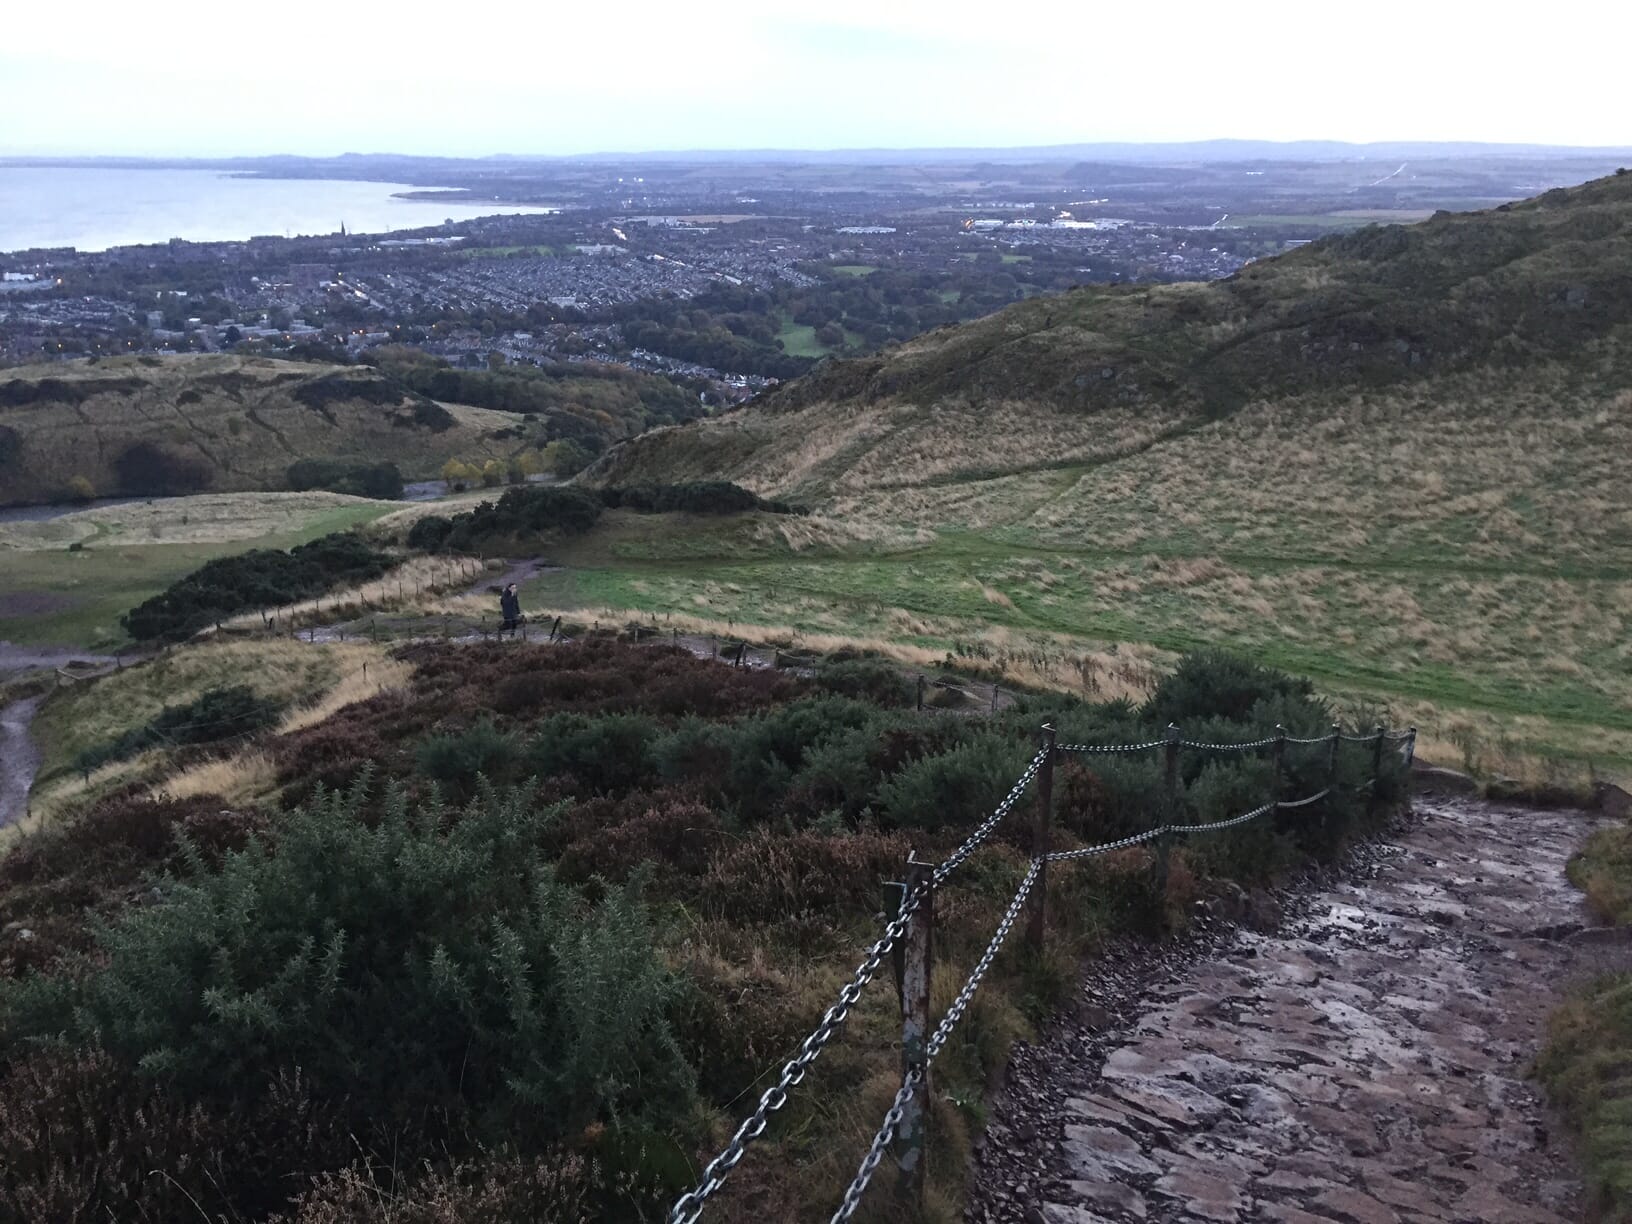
[0,354,529,506]
[576,173,1632,783]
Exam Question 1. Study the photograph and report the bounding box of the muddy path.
[0,695,44,828]
[968,796,1623,1224]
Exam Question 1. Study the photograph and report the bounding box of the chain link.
[933,748,1046,887]
[1166,801,1277,835]
[667,883,928,1224]
[1056,738,1167,755]
[828,1069,923,1223]
[1179,736,1279,752]
[1275,787,1332,809]
[1284,733,1338,745]
[1045,825,1166,862]
[927,858,1041,1059]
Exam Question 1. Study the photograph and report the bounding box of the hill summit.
[594,169,1632,502]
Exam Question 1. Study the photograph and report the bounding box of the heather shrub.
[555,796,719,884]
[696,829,912,923]
[280,1151,608,1224]
[0,1047,351,1222]
[813,657,915,707]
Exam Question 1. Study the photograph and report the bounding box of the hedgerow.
[122,533,392,641]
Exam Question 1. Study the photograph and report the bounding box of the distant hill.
[593,169,1632,568]
[0,355,528,506]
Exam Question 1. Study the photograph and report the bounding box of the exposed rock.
[976,797,1605,1224]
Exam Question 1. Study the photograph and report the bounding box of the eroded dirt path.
[971,797,1619,1224]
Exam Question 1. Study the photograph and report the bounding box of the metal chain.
[1179,736,1279,752]
[1275,787,1332,809]
[1046,825,1167,862]
[827,1068,923,1223]
[667,883,928,1224]
[1056,738,1168,754]
[933,748,1046,886]
[927,858,1041,1059]
[1284,733,1337,745]
[1166,801,1276,835]
[830,861,1039,1221]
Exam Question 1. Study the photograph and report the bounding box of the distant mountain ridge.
[7,140,1632,171]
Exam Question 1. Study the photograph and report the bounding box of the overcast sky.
[5,0,1629,157]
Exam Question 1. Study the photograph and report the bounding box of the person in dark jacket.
[499,583,522,635]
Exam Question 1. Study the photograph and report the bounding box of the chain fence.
[670,721,1416,1223]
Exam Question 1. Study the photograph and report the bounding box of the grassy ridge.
[572,173,1632,782]
[0,354,527,506]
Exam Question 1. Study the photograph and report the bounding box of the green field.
[829,263,878,277]
[0,495,394,649]
[775,321,830,358]
[462,244,556,257]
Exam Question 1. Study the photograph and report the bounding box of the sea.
[0,166,557,254]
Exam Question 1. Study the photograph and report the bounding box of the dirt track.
[970,797,1624,1224]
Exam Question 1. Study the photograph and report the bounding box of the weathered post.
[1158,723,1180,903]
[916,674,926,712]
[1272,724,1288,810]
[891,854,934,1208]
[1327,724,1341,791]
[1370,724,1385,805]
[551,615,562,643]
[1025,724,1057,952]
[991,684,1000,715]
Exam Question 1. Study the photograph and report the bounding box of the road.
[969,795,1623,1223]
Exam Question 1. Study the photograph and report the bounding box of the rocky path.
[970,797,1622,1224]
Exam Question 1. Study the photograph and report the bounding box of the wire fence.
[669,720,1417,1224]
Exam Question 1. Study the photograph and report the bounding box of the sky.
[4,0,1630,157]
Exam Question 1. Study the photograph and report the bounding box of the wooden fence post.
[1158,723,1180,903]
[916,674,926,712]
[551,615,561,643]
[892,855,934,1208]
[1370,724,1385,806]
[1327,723,1341,791]
[1025,724,1057,952]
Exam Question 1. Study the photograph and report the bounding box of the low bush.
[415,718,523,800]
[122,532,392,641]
[286,458,404,500]
[0,781,698,1220]
[112,440,211,496]
[813,657,915,707]
[598,481,806,516]
[1142,649,1323,728]
[75,684,284,771]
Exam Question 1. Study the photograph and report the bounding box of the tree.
[542,439,591,478]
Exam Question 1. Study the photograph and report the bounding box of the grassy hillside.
[577,172,1632,782]
[0,354,529,506]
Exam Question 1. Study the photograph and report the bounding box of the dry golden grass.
[218,555,484,630]
[0,492,379,553]
[277,654,416,735]
[147,749,277,805]
[31,639,399,783]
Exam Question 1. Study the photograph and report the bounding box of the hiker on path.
[499,583,522,636]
